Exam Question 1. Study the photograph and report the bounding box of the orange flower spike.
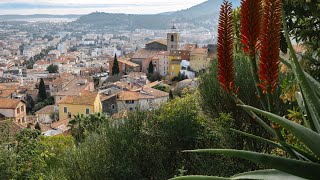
[259,0,282,93]
[218,0,234,93]
[240,0,263,56]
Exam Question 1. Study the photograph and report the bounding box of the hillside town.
[0,22,217,136]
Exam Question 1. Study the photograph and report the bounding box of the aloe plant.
[171,0,320,179]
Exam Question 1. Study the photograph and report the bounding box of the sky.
[0,0,208,15]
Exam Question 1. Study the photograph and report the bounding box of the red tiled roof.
[0,98,22,109]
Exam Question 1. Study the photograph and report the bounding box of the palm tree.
[68,114,87,143]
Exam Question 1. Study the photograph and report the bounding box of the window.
[86,108,90,114]
[64,107,68,113]
[171,35,174,42]
[125,100,134,104]
[111,104,115,110]
[129,108,134,111]
[172,65,174,70]
[17,107,20,114]
[21,105,24,112]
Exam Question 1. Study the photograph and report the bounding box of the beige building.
[0,98,27,124]
[189,48,211,73]
[35,105,56,124]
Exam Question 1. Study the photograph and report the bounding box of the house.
[180,60,196,79]
[33,60,50,70]
[58,90,102,120]
[116,87,169,112]
[53,77,94,104]
[101,94,118,116]
[0,98,27,125]
[189,48,211,73]
[116,91,153,112]
[108,57,140,75]
[35,105,56,124]
[131,49,161,72]
[169,59,181,79]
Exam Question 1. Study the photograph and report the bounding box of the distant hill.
[74,0,240,30]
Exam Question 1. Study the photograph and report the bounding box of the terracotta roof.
[118,59,140,67]
[141,87,169,98]
[191,48,208,55]
[0,98,22,109]
[146,39,167,46]
[183,44,197,51]
[35,105,55,115]
[143,81,161,88]
[117,91,154,101]
[51,118,70,132]
[58,90,98,106]
[132,49,162,59]
[0,88,16,98]
[117,91,139,101]
[35,60,50,66]
[54,77,93,96]
[100,94,117,101]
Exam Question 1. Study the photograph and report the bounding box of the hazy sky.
[0,0,208,15]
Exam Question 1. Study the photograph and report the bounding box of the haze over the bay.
[0,0,207,15]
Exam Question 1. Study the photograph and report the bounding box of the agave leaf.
[230,129,281,148]
[184,149,320,179]
[231,169,306,180]
[241,105,320,157]
[282,12,320,133]
[170,176,230,180]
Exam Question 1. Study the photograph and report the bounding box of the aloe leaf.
[279,141,319,162]
[230,129,281,148]
[170,176,230,180]
[280,57,320,98]
[295,91,312,129]
[241,105,320,157]
[184,149,320,179]
[231,169,306,180]
[282,11,320,133]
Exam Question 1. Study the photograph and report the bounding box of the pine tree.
[148,61,154,74]
[38,78,47,102]
[112,54,120,75]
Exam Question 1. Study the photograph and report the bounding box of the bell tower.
[167,25,180,52]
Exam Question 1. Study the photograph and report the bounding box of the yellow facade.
[58,93,102,120]
[168,54,182,79]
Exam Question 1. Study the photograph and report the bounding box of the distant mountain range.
[73,0,240,30]
[0,0,240,30]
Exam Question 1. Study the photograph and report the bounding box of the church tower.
[167,25,180,52]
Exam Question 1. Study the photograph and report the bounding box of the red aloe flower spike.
[240,0,263,56]
[259,0,282,94]
[218,0,234,93]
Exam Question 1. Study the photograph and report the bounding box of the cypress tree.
[35,122,41,131]
[148,61,154,74]
[38,78,47,102]
[112,54,120,75]
[169,90,174,100]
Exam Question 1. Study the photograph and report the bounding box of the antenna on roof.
[171,24,177,30]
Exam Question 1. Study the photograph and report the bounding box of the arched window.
[171,35,174,42]
[111,104,115,110]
